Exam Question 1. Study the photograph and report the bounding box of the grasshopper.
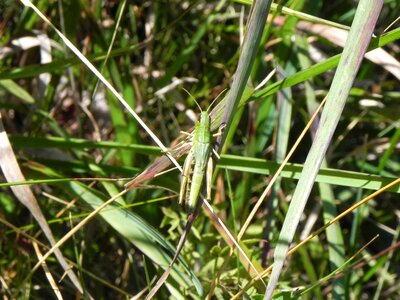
[178,110,215,213]
[145,98,222,299]
[145,95,264,299]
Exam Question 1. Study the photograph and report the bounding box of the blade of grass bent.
[19,0,181,173]
[264,1,384,299]
[2,154,398,194]
[219,154,400,193]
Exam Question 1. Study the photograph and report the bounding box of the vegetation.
[0,0,399,299]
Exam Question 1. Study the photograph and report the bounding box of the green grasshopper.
[146,95,264,299]
[145,98,222,299]
[178,110,215,213]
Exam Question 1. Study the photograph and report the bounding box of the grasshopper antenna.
[207,88,227,113]
[182,87,202,113]
[181,87,227,114]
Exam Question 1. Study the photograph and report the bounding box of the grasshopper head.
[198,111,210,129]
[200,111,209,122]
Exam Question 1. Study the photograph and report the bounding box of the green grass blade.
[0,79,35,104]
[253,27,400,100]
[265,1,384,298]
[67,181,203,297]
[218,155,400,193]
[235,1,351,31]
[217,0,272,152]
[297,35,346,299]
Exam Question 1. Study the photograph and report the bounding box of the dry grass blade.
[0,112,85,295]
[32,242,63,300]
[291,18,400,80]
[19,0,181,172]
[30,189,128,275]
[207,96,327,297]
[238,96,327,240]
[125,137,191,189]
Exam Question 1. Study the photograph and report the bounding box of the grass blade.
[217,0,272,152]
[265,1,384,298]
[0,113,85,295]
[19,0,181,172]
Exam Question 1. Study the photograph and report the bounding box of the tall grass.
[0,1,399,299]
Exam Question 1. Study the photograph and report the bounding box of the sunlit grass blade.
[265,1,384,298]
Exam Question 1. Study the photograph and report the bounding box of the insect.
[145,96,223,299]
[178,110,215,213]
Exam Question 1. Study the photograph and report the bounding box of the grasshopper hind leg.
[179,150,194,205]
